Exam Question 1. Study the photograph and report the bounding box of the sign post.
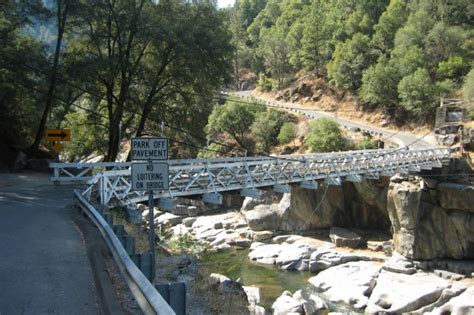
[130,137,169,283]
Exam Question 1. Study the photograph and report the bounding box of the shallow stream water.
[200,248,356,312]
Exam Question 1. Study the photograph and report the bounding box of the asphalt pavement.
[234,90,435,148]
[0,172,99,315]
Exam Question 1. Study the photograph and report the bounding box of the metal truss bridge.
[50,147,454,208]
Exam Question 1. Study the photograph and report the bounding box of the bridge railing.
[79,147,453,206]
[49,149,391,184]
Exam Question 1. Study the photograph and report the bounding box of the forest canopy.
[229,0,474,120]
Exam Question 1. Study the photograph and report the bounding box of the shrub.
[251,109,290,152]
[305,118,347,152]
[278,122,297,145]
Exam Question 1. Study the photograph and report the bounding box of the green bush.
[278,122,297,145]
[257,73,275,91]
[251,109,290,152]
[398,68,436,117]
[305,118,347,152]
[356,138,378,150]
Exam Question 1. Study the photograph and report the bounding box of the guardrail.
[74,190,175,315]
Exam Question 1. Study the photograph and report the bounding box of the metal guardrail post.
[74,191,175,315]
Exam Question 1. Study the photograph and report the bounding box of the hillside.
[229,0,474,124]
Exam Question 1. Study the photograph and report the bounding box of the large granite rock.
[366,271,451,314]
[308,261,382,310]
[438,183,474,213]
[309,248,381,273]
[387,179,474,259]
[244,185,346,232]
[272,291,303,315]
[329,227,362,248]
[426,286,474,315]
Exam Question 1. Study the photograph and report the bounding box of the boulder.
[272,291,303,315]
[366,271,451,313]
[308,261,382,310]
[309,248,378,273]
[182,217,197,227]
[252,231,274,241]
[426,286,474,315]
[209,273,230,285]
[232,238,252,248]
[157,213,183,226]
[248,244,282,265]
[367,241,384,252]
[293,290,329,315]
[382,253,417,275]
[412,285,467,314]
[329,227,362,248]
[438,183,474,213]
[275,245,312,271]
[243,286,261,305]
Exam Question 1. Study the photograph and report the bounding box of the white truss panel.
[48,147,456,206]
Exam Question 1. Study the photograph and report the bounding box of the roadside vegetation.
[0,0,233,164]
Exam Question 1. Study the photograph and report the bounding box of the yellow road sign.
[52,142,64,153]
[44,129,71,141]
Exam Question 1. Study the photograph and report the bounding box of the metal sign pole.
[148,189,155,283]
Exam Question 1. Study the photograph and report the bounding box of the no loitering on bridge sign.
[130,137,169,192]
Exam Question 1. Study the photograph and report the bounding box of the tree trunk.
[30,0,68,154]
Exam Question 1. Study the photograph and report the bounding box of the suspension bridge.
[50,147,454,208]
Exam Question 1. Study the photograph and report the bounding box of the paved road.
[0,172,99,315]
[234,90,435,148]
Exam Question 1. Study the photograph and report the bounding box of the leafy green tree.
[463,69,474,118]
[394,10,435,50]
[371,0,409,54]
[250,109,290,152]
[278,122,297,145]
[258,27,291,88]
[327,33,374,91]
[359,56,399,108]
[305,118,346,152]
[398,68,436,117]
[391,45,426,78]
[0,0,47,149]
[300,0,348,74]
[437,56,470,80]
[206,101,263,151]
[424,22,468,69]
[344,0,389,37]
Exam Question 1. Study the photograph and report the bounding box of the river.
[200,248,356,312]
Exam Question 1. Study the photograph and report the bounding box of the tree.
[30,0,72,153]
[463,69,474,118]
[258,27,291,88]
[0,0,47,149]
[371,0,409,54]
[391,45,426,78]
[206,101,263,151]
[251,109,290,152]
[300,0,348,74]
[278,122,297,145]
[327,33,374,91]
[305,118,346,152]
[359,56,399,108]
[398,68,436,117]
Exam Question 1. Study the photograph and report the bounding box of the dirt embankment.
[254,72,432,135]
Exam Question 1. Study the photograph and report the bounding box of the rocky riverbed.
[132,168,474,314]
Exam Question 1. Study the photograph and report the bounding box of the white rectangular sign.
[131,162,169,191]
[131,137,169,160]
